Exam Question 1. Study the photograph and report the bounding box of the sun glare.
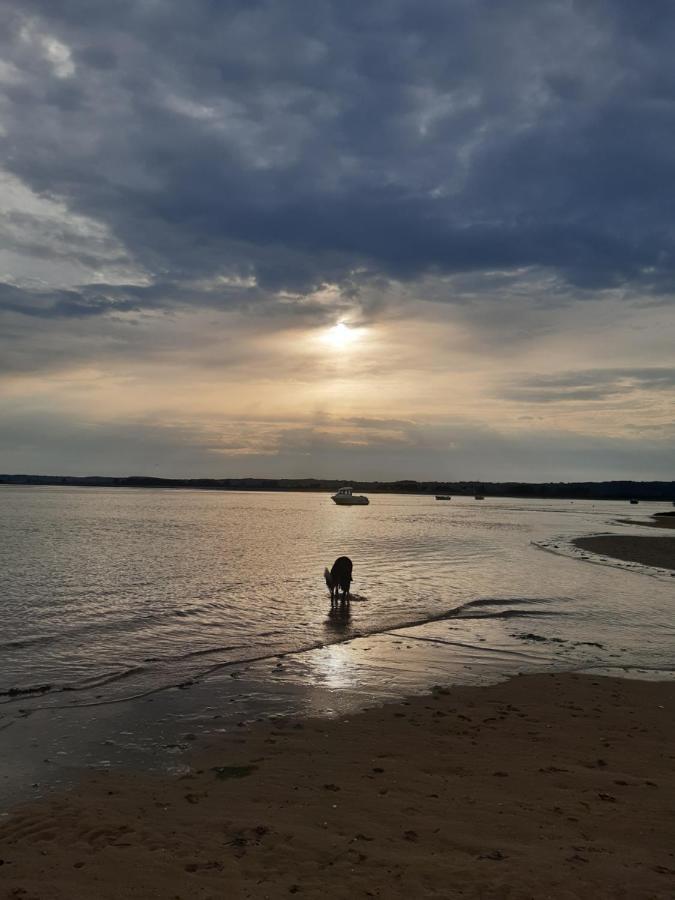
[325,322,357,348]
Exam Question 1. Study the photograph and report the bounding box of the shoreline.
[3,480,675,503]
[619,513,675,531]
[1,673,673,898]
[2,561,673,811]
[572,534,675,571]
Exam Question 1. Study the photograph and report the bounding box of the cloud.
[2,0,675,310]
[1,2,674,481]
[0,281,142,319]
[1,402,673,481]
[503,368,675,403]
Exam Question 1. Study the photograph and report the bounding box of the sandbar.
[573,535,675,571]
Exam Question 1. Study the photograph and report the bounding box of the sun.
[315,320,365,355]
[325,322,357,349]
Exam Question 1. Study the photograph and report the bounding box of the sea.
[0,486,673,806]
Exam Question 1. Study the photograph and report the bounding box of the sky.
[0,0,674,481]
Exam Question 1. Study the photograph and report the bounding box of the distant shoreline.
[1,474,675,502]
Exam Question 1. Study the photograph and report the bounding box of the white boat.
[331,487,369,505]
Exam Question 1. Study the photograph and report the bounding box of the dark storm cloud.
[3,0,675,314]
[0,273,278,324]
[0,281,144,319]
[504,368,675,403]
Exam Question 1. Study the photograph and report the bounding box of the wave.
[0,682,53,699]
[9,599,236,649]
[0,665,149,706]
[0,595,563,710]
[169,644,248,663]
[0,634,58,651]
[458,596,566,610]
[383,632,547,660]
[456,609,561,620]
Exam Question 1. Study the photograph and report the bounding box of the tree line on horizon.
[1,473,674,501]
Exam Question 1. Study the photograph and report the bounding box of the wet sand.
[617,513,675,532]
[647,514,675,530]
[573,535,675,571]
[1,673,673,899]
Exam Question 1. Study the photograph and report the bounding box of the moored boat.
[331,487,369,505]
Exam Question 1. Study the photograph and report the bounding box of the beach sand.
[1,673,673,899]
[573,535,675,571]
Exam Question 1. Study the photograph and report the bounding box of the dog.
[324,556,353,605]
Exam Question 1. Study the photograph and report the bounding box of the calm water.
[1,487,673,714]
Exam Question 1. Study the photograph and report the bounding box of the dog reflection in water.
[324,556,353,606]
[325,601,351,635]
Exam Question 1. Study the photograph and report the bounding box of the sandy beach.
[572,535,675,571]
[1,673,673,899]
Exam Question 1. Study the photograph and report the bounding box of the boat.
[331,487,369,505]
[435,495,452,500]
